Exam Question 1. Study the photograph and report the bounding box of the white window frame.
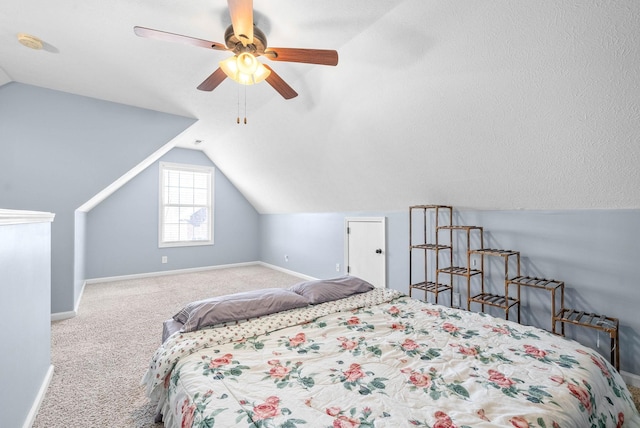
[159,162,214,248]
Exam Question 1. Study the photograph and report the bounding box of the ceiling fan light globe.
[252,64,271,84]
[237,73,253,85]
[236,52,258,74]
[219,56,239,78]
[219,54,270,86]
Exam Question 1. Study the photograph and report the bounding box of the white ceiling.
[2,0,639,213]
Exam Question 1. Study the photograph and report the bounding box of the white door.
[345,217,386,288]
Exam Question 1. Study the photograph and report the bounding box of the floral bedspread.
[142,289,640,427]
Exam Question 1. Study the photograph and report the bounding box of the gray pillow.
[288,276,375,304]
[174,288,310,333]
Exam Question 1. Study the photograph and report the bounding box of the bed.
[142,276,640,427]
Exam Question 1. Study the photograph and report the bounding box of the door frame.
[344,217,387,288]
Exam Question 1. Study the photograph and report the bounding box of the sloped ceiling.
[1,0,639,213]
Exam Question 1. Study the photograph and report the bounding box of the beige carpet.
[33,264,302,427]
[34,264,640,427]
[630,386,640,417]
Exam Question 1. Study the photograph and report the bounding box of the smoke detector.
[17,33,43,50]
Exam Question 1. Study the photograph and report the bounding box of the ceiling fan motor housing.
[224,25,267,56]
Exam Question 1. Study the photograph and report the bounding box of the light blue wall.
[259,208,640,376]
[85,148,260,278]
[454,209,640,375]
[0,220,51,428]
[259,211,407,284]
[0,82,196,313]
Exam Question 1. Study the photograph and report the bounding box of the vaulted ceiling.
[2,0,639,213]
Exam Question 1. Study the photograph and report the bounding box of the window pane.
[166,187,180,204]
[194,188,208,205]
[179,171,194,188]
[193,173,209,189]
[180,187,194,205]
[178,223,191,241]
[189,208,207,227]
[163,224,180,242]
[167,171,180,187]
[180,207,195,223]
[192,223,209,241]
[164,207,180,223]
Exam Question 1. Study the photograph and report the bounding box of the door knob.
[375,249,382,254]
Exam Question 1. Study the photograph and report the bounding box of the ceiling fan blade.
[228,0,253,46]
[263,65,298,100]
[134,26,228,51]
[197,68,228,91]
[264,48,338,66]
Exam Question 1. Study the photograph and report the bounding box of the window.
[159,162,214,247]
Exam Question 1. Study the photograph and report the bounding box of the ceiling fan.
[134,0,338,100]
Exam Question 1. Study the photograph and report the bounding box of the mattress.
[144,288,640,427]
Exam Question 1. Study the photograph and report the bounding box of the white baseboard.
[257,262,317,280]
[23,364,54,428]
[51,310,76,321]
[84,261,316,285]
[83,261,260,285]
[621,370,640,388]
[75,279,86,314]
[51,280,87,321]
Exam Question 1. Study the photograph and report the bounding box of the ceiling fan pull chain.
[244,85,247,124]
[236,84,240,124]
